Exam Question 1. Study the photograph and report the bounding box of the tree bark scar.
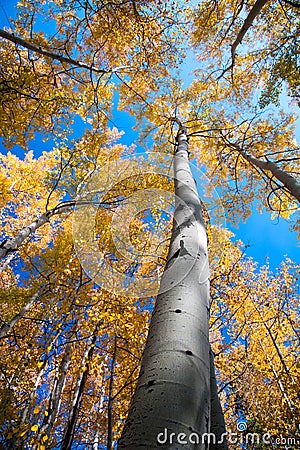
[169,239,192,262]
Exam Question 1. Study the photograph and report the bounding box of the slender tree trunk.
[231,0,269,62]
[0,202,73,260]
[19,329,64,426]
[0,29,130,75]
[7,330,63,449]
[93,376,106,450]
[119,123,220,448]
[230,142,300,202]
[0,29,106,73]
[0,291,40,339]
[258,340,295,414]
[0,198,120,261]
[0,253,15,274]
[252,301,295,379]
[107,336,117,450]
[20,364,47,426]
[218,0,269,78]
[6,363,48,450]
[32,344,72,449]
[60,332,97,450]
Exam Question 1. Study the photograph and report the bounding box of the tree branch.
[282,0,300,7]
[0,28,131,74]
[222,137,300,203]
[218,0,269,78]
[230,0,269,63]
[0,202,73,260]
[0,196,123,261]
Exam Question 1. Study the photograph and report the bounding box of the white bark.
[107,337,117,450]
[19,328,64,426]
[33,344,72,449]
[61,331,98,450]
[0,291,40,339]
[119,126,212,449]
[231,142,300,202]
[0,203,73,260]
[0,29,130,75]
[0,253,15,274]
[258,340,295,414]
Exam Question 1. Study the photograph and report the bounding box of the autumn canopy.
[0,0,299,449]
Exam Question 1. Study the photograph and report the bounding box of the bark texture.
[0,202,73,260]
[119,125,211,449]
[231,142,300,202]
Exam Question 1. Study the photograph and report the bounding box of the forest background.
[0,0,299,449]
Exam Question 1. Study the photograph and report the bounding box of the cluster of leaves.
[0,223,151,448]
[1,212,299,448]
[0,138,175,448]
[191,0,300,105]
[210,236,300,444]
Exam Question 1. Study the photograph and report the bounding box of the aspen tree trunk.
[32,344,72,449]
[107,336,117,450]
[61,331,98,450]
[92,373,106,450]
[6,329,64,450]
[231,0,269,61]
[0,29,129,75]
[0,291,40,339]
[0,199,119,261]
[209,349,228,450]
[0,202,73,260]
[258,340,295,414]
[229,142,300,202]
[119,124,222,449]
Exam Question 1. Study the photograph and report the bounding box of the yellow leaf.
[33,406,41,414]
[31,425,38,432]
[42,435,48,442]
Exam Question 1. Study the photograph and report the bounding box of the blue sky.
[232,209,298,269]
[0,0,299,272]
[0,0,13,27]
